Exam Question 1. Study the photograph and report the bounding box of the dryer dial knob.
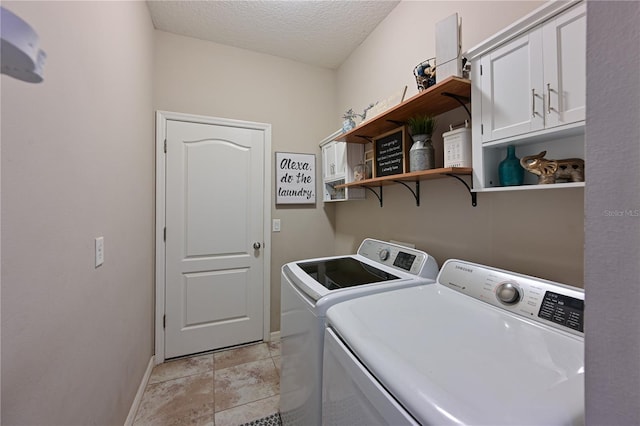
[496,282,520,305]
[379,249,390,261]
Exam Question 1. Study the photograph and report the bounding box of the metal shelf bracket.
[355,135,374,143]
[445,174,477,207]
[392,180,420,206]
[363,186,383,207]
[442,92,471,119]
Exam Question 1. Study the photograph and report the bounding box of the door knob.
[253,242,262,250]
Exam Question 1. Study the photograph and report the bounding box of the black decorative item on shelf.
[413,58,436,91]
[373,127,409,178]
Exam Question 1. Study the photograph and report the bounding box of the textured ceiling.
[146,1,400,69]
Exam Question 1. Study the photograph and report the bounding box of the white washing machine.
[280,238,439,426]
[323,259,585,425]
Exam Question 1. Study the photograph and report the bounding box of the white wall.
[1,2,155,424]
[585,2,640,423]
[154,31,338,331]
[334,1,585,287]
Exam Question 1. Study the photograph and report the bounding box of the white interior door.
[160,115,270,359]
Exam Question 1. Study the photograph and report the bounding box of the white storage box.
[443,122,472,168]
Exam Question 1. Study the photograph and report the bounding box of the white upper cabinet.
[473,2,585,144]
[542,4,586,128]
[321,141,335,179]
[466,0,586,191]
[322,140,346,181]
[480,30,544,142]
[320,133,365,202]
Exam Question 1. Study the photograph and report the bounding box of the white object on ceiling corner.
[436,13,462,81]
[1,6,46,83]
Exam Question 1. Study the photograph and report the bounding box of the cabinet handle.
[547,83,552,114]
[531,88,536,117]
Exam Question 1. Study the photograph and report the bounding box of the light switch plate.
[95,236,104,267]
[272,219,281,232]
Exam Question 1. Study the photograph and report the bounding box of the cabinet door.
[335,142,347,176]
[322,143,336,180]
[543,3,586,128]
[480,30,544,142]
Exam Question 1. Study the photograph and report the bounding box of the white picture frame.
[276,152,316,204]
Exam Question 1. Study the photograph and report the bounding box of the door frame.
[154,110,272,364]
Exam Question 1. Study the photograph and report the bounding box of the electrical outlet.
[273,219,281,232]
[95,237,104,267]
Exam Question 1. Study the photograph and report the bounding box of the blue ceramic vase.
[498,145,524,186]
[342,118,355,133]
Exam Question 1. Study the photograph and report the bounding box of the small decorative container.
[498,145,524,186]
[342,118,355,133]
[443,122,472,168]
[353,164,368,181]
[409,134,435,171]
[413,58,436,92]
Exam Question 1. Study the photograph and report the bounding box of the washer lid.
[297,257,399,290]
[326,284,584,425]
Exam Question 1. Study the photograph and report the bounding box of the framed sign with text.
[373,126,410,177]
[276,152,316,204]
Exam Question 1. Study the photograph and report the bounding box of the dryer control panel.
[357,238,438,278]
[437,259,584,336]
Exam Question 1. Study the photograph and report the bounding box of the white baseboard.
[124,355,155,426]
[269,331,281,342]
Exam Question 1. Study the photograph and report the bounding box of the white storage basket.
[443,121,472,168]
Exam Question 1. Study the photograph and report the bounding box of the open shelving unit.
[333,77,474,207]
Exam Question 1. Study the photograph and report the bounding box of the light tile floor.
[133,341,281,426]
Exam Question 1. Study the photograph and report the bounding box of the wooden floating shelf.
[335,77,471,144]
[336,167,473,189]
[336,168,475,208]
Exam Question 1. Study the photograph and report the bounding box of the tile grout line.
[214,393,281,419]
[148,370,213,386]
[212,366,216,426]
[213,354,281,421]
[212,355,281,413]
[136,343,281,425]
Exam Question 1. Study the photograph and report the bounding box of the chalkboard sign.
[374,126,409,177]
[276,152,316,204]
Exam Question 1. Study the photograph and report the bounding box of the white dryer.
[280,238,439,426]
[323,259,585,425]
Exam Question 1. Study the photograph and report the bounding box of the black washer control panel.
[538,291,584,332]
[393,252,417,271]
